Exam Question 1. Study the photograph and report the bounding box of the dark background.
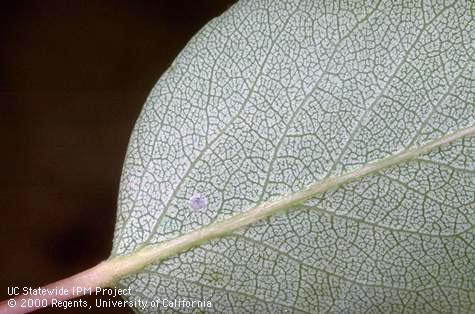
[0,1,235,313]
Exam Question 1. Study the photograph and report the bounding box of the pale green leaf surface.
[112,0,475,312]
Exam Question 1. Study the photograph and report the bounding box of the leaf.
[112,0,475,312]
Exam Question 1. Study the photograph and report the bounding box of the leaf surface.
[113,0,475,312]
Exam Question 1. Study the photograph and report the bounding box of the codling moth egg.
[189,193,207,210]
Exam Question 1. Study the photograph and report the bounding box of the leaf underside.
[113,0,475,313]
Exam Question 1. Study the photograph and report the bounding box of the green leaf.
[112,0,475,312]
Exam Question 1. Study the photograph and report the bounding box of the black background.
[0,1,235,313]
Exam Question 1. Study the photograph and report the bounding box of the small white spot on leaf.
[189,193,207,210]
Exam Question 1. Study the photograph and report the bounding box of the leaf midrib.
[106,123,475,284]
